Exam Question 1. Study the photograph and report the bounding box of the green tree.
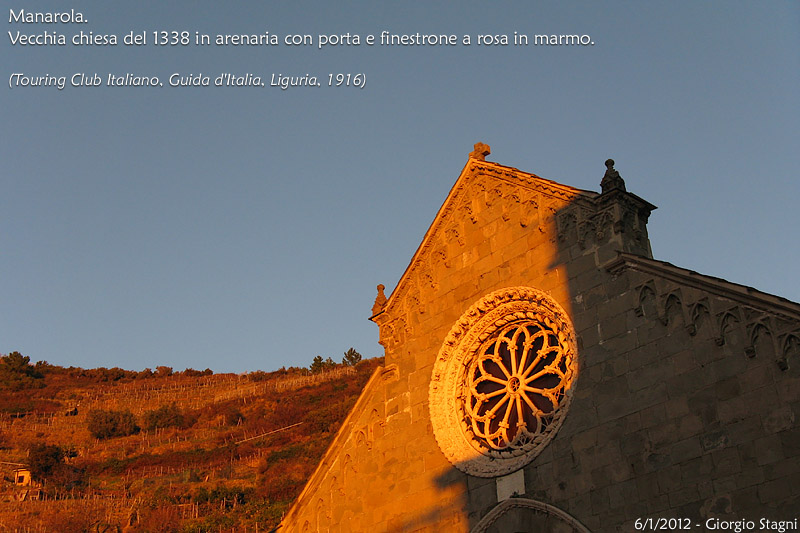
[309,356,337,374]
[342,348,362,366]
[0,352,45,390]
[309,356,325,374]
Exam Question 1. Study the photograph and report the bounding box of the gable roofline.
[371,157,596,320]
[606,252,800,320]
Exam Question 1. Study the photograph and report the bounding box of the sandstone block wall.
[511,254,800,531]
[280,155,800,532]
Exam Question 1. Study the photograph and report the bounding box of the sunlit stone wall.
[281,150,800,532]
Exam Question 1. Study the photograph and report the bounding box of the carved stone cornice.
[606,253,800,321]
[471,161,596,204]
[372,158,589,321]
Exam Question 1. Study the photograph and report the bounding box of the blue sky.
[3,1,798,373]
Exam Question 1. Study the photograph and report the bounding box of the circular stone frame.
[429,287,578,477]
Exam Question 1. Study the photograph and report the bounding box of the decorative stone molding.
[371,284,387,316]
[611,255,800,370]
[429,287,578,478]
[471,498,592,533]
[372,155,592,321]
[380,364,399,382]
[374,313,409,355]
[600,158,626,193]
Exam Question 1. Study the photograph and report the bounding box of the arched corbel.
[779,333,800,371]
[663,291,687,329]
[687,300,710,337]
[635,282,659,321]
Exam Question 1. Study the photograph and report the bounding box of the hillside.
[0,353,382,532]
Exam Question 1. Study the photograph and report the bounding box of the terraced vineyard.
[0,356,381,532]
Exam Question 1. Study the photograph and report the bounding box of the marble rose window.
[429,287,578,477]
[465,320,570,451]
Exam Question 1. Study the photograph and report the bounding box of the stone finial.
[469,142,491,161]
[601,158,627,193]
[372,284,388,315]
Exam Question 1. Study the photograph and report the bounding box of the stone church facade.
[279,145,800,532]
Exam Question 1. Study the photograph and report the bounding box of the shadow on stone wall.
[413,157,657,532]
[282,150,800,531]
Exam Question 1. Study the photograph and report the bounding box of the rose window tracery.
[465,321,570,451]
[429,287,578,477]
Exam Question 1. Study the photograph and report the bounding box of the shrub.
[184,468,202,483]
[83,366,135,382]
[192,484,251,506]
[143,403,195,431]
[87,408,140,440]
[248,370,270,382]
[154,366,173,377]
[103,367,128,381]
[28,443,86,488]
[219,404,244,426]
[182,367,212,377]
[28,443,65,481]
